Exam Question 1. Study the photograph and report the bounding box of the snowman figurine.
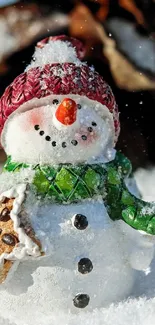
[0,35,155,313]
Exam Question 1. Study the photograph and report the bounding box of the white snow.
[0,169,35,194]
[26,40,82,71]
[106,19,155,74]
[135,167,155,202]
[0,18,18,61]
[0,0,19,7]
[0,288,155,325]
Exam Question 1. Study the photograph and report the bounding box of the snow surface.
[0,292,155,325]
[0,18,18,61]
[0,0,19,7]
[135,167,155,202]
[106,19,155,75]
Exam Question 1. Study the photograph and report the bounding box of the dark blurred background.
[0,0,155,170]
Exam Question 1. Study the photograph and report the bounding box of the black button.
[73,214,88,230]
[78,258,93,274]
[73,294,90,308]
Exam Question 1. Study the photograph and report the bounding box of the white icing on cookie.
[0,184,41,268]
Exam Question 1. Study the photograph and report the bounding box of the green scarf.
[3,152,155,235]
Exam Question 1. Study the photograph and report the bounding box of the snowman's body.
[0,181,154,316]
[21,194,134,310]
[0,93,154,312]
[0,91,136,311]
[0,36,155,320]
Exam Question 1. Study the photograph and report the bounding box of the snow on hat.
[0,35,120,147]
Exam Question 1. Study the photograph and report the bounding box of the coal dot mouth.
[71,140,78,146]
[45,135,51,141]
[81,135,87,141]
[52,141,56,147]
[34,124,95,148]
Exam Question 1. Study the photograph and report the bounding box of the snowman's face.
[2,95,115,165]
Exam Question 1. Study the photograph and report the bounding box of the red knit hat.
[0,35,120,147]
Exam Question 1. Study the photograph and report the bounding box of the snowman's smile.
[34,123,97,148]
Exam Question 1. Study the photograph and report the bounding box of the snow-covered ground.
[0,0,18,7]
[0,297,155,325]
[135,167,155,202]
[0,166,155,325]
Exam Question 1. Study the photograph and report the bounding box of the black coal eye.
[88,127,93,132]
[52,99,59,105]
[62,142,67,148]
[71,140,78,146]
[77,104,81,110]
[39,131,44,136]
[34,125,40,130]
[92,122,97,126]
[45,136,51,141]
[52,141,56,147]
[81,135,87,141]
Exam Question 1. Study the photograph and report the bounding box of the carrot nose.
[55,98,77,125]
